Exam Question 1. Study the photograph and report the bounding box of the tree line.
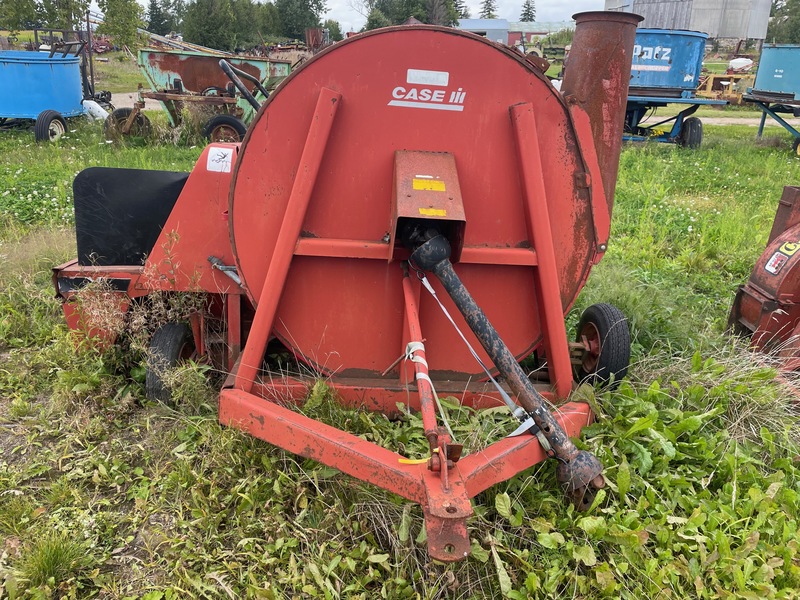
[767,0,800,43]
[2,0,548,54]
[0,0,340,50]
[4,0,798,55]
[179,0,335,48]
[0,0,93,33]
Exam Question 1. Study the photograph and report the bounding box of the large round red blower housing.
[230,26,607,380]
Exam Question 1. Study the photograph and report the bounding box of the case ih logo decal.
[766,251,789,275]
[388,69,466,112]
[765,241,800,275]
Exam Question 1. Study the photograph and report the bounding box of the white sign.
[406,69,449,86]
[388,69,466,112]
[206,146,233,173]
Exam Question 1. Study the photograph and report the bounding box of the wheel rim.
[49,119,65,141]
[579,322,601,372]
[119,116,139,136]
[106,112,128,138]
[178,340,195,362]
[210,124,240,143]
[107,108,150,138]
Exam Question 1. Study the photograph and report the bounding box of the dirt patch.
[701,117,798,127]
[111,92,164,111]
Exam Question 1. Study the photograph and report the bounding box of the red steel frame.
[51,20,642,562]
[53,143,246,372]
[235,88,342,393]
[730,186,800,370]
[219,86,605,561]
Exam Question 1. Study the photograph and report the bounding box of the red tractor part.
[730,186,800,367]
[53,146,247,373]
[53,16,641,562]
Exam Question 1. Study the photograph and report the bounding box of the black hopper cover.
[74,167,189,266]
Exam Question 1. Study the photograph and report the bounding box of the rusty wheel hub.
[578,322,602,372]
[210,125,240,143]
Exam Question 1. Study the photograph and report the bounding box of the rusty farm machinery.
[54,15,641,560]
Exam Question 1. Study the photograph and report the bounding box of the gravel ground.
[688,116,797,127]
[111,91,163,111]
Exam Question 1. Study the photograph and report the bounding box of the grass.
[644,104,800,124]
[702,61,732,74]
[15,531,91,588]
[0,30,36,43]
[2,114,800,597]
[576,126,800,353]
[0,119,200,228]
[93,51,148,95]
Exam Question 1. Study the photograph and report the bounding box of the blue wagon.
[743,44,800,155]
[625,29,726,148]
[0,44,88,142]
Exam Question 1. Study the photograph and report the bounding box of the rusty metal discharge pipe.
[562,11,643,215]
[405,226,605,508]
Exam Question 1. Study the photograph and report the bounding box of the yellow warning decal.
[779,241,800,256]
[399,448,439,465]
[413,178,446,192]
[419,207,447,217]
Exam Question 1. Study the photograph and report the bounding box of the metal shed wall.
[746,0,772,39]
[605,0,692,29]
[694,0,745,38]
[604,0,771,39]
[457,19,509,44]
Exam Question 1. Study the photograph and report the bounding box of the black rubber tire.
[202,114,247,142]
[104,107,152,139]
[793,138,800,157]
[34,110,67,142]
[146,322,194,404]
[575,303,631,387]
[678,116,703,149]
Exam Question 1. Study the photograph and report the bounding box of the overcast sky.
[330,0,607,34]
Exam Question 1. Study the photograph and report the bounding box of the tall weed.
[573,127,800,357]
[1,118,800,598]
